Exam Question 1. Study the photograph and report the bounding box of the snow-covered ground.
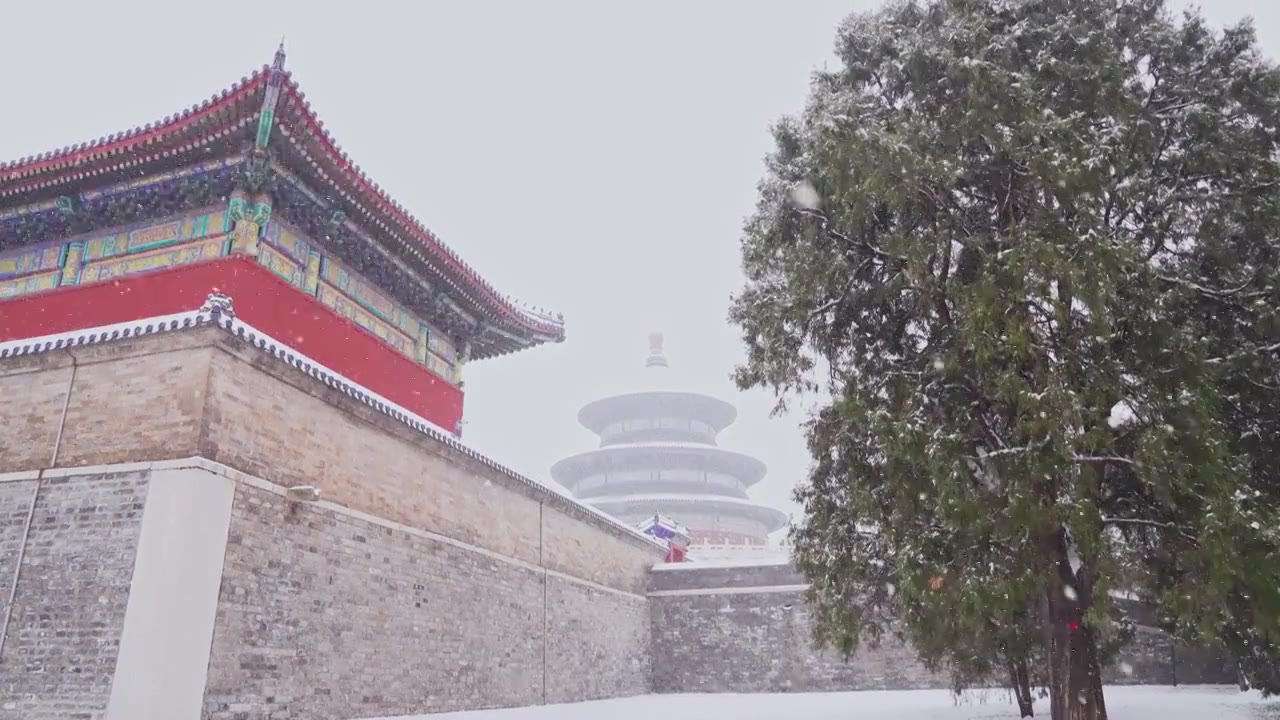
[362,686,1276,720]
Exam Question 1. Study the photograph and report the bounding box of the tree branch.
[1100,517,1176,529]
[794,207,908,262]
[1072,455,1143,469]
[1205,341,1280,364]
[1100,516,1199,544]
[973,438,1055,460]
[809,276,858,318]
[1155,273,1266,300]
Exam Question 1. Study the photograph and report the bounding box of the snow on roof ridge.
[0,309,210,358]
[0,74,267,178]
[0,294,659,551]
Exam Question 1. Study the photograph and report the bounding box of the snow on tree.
[729,1,1280,719]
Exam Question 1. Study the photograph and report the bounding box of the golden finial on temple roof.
[648,331,664,354]
[645,331,668,368]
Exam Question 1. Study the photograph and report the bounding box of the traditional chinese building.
[638,513,691,563]
[551,333,788,550]
[0,45,562,434]
[0,49,1235,720]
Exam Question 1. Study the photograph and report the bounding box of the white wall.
[105,465,235,720]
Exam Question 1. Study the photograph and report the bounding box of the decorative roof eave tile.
[0,294,660,553]
[0,72,270,185]
[272,83,564,342]
[272,109,562,352]
[0,116,258,200]
[280,141,491,320]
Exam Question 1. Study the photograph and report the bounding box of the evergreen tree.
[729,1,1280,718]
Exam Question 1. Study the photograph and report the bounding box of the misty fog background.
[2,0,1275,527]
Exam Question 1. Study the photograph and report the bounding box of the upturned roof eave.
[268,76,562,343]
[0,71,271,184]
[0,53,564,349]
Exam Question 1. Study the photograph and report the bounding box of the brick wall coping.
[653,559,793,571]
[0,294,667,555]
[648,584,810,598]
[649,562,808,593]
[646,559,1148,606]
[0,455,650,602]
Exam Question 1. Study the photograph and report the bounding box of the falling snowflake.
[1108,400,1138,429]
[791,181,821,209]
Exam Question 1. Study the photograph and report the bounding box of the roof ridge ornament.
[255,40,288,150]
[645,331,668,368]
[200,291,235,320]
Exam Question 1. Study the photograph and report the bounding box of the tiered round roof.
[550,333,788,545]
[0,45,562,359]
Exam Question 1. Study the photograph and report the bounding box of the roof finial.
[645,331,668,368]
[273,37,287,71]
[256,38,289,149]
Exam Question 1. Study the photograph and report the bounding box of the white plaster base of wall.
[105,465,236,720]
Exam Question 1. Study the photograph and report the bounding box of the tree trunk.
[1039,523,1108,720]
[1008,655,1035,717]
[1044,592,1108,720]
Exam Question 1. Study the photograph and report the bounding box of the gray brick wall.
[0,471,149,720]
[0,330,1237,718]
[1104,597,1236,685]
[202,337,664,590]
[649,563,804,593]
[0,481,35,656]
[651,583,944,693]
[545,576,651,704]
[649,564,1237,694]
[1167,642,1237,686]
[2,331,662,719]
[203,483,653,720]
[1105,626,1175,685]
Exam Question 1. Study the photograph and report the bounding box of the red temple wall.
[0,204,462,385]
[0,256,464,431]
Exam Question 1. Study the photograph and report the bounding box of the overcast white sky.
[2,1,1276,528]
